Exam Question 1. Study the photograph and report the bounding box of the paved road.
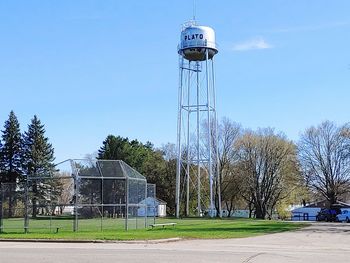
[0,222,349,263]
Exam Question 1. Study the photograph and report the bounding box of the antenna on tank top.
[193,0,196,21]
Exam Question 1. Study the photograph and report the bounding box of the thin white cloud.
[232,37,273,51]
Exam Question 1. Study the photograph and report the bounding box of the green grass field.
[0,217,308,241]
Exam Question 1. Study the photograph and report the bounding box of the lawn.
[0,217,307,241]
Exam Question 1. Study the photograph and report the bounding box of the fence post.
[24,178,29,233]
[125,177,129,231]
[0,184,3,234]
[145,181,147,228]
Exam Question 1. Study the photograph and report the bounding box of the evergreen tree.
[0,111,22,184]
[22,115,55,218]
[98,135,175,214]
[98,135,155,175]
[98,135,130,162]
[0,111,23,217]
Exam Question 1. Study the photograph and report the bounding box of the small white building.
[231,209,250,218]
[137,197,167,217]
[291,200,350,221]
[220,209,250,218]
[291,207,321,221]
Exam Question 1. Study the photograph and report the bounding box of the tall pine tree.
[0,111,22,217]
[22,115,55,218]
[0,111,22,184]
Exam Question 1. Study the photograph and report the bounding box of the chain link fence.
[0,159,157,233]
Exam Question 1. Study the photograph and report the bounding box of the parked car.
[336,209,350,223]
[316,208,340,222]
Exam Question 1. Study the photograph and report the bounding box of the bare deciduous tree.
[202,117,243,217]
[215,118,242,216]
[57,173,74,215]
[298,121,350,205]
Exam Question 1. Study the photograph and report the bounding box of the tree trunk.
[215,191,220,218]
[248,201,253,218]
[255,208,263,219]
[8,185,14,218]
[255,203,266,219]
[327,192,337,207]
[247,197,254,218]
[32,199,37,218]
[0,194,3,232]
[32,183,38,218]
[226,200,232,217]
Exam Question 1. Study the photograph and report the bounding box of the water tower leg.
[186,61,191,217]
[196,61,201,217]
[212,57,222,218]
[176,57,184,218]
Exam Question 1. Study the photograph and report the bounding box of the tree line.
[209,119,350,218]
[98,119,350,219]
[1,110,350,219]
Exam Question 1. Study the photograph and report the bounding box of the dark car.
[316,208,340,222]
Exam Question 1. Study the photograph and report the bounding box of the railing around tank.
[178,40,218,52]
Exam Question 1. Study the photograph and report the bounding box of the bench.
[149,223,177,229]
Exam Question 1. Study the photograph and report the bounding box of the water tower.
[175,21,221,218]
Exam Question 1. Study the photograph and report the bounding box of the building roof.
[300,200,350,209]
[139,197,167,205]
[54,159,146,180]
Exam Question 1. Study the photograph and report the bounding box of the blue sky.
[0,1,349,162]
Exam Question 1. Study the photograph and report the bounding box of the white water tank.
[178,24,218,61]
